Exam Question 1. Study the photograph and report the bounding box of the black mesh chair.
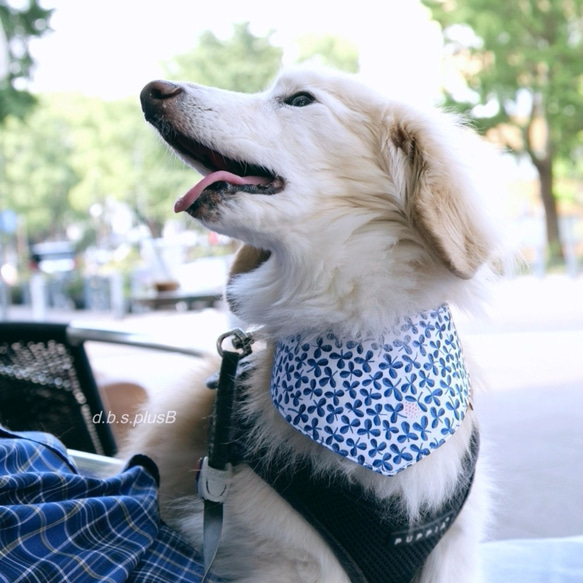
[0,321,204,457]
[0,322,117,456]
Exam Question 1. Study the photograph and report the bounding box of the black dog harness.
[199,330,479,583]
[242,431,479,583]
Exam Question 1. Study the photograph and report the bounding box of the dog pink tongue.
[174,171,270,213]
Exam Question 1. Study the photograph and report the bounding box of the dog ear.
[387,112,494,279]
[226,244,271,313]
[229,245,271,279]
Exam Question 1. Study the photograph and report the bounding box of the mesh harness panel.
[238,429,479,583]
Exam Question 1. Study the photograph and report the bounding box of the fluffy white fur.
[128,67,501,582]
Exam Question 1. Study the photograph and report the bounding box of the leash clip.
[198,457,233,503]
[216,328,254,357]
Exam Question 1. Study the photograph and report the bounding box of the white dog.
[133,67,499,583]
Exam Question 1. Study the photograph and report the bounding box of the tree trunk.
[532,155,563,261]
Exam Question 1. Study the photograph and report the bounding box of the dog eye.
[284,92,316,107]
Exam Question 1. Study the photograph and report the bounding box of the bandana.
[270,304,471,476]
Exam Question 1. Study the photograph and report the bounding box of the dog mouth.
[167,133,285,214]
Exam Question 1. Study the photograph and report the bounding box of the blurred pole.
[562,216,578,279]
[0,268,7,321]
[534,244,546,279]
[30,272,47,321]
[110,271,125,319]
[565,244,577,279]
[0,19,8,81]
[0,24,8,319]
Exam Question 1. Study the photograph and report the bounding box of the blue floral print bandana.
[270,304,471,476]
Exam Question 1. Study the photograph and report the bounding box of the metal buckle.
[216,328,254,358]
[197,457,233,503]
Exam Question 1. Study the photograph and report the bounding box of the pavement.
[453,276,583,542]
[3,274,583,542]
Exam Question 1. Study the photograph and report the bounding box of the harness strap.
[242,431,480,583]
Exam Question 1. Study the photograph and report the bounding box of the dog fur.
[128,67,501,582]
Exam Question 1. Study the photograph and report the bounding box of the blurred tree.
[421,0,583,260]
[65,95,194,238]
[1,22,363,242]
[163,22,283,91]
[0,95,80,241]
[0,92,193,242]
[163,22,361,90]
[296,33,359,73]
[0,0,52,122]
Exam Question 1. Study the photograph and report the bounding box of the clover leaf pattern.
[270,304,470,476]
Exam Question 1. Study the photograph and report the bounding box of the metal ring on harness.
[216,328,254,358]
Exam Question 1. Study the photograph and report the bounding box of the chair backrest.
[0,322,117,456]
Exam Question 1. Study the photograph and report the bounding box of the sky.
[27,0,444,105]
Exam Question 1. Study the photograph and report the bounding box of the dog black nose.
[140,80,183,116]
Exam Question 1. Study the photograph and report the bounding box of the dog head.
[141,67,499,333]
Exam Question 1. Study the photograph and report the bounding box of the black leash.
[198,329,253,583]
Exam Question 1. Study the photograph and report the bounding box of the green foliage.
[63,95,193,228]
[421,0,583,158]
[0,96,79,238]
[0,93,194,242]
[421,0,583,255]
[163,22,283,92]
[163,23,360,91]
[296,33,359,73]
[0,0,53,122]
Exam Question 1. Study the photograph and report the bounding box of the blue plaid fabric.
[0,427,220,582]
